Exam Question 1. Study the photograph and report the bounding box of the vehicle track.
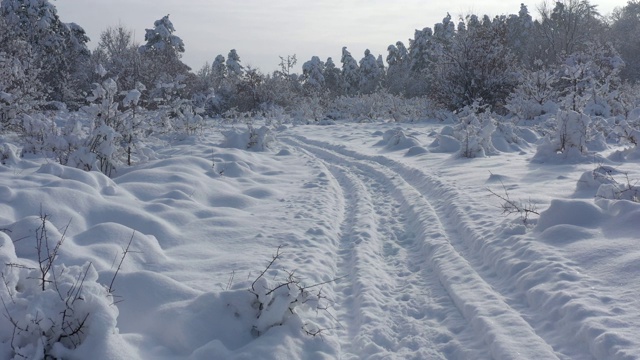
[284,136,560,359]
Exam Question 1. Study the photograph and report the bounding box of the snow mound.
[375,128,421,150]
[404,146,429,157]
[0,142,20,165]
[222,125,275,151]
[535,199,605,232]
[428,134,461,153]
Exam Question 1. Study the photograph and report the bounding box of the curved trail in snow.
[283,131,640,359]
[282,135,561,360]
[294,146,487,359]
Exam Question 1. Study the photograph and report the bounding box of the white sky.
[54,0,625,73]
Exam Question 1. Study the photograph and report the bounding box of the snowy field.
[1,120,639,359]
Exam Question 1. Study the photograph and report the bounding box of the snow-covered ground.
[1,120,639,359]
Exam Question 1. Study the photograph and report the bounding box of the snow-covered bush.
[222,125,274,151]
[0,142,19,166]
[558,43,625,116]
[615,119,640,147]
[0,262,118,360]
[0,216,120,360]
[289,96,324,123]
[248,246,333,337]
[78,78,125,175]
[376,128,421,150]
[452,106,498,158]
[579,166,640,202]
[326,92,433,122]
[170,103,205,136]
[505,63,559,120]
[533,110,592,161]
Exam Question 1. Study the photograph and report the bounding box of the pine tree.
[302,56,325,93]
[323,57,342,96]
[0,14,43,120]
[358,49,383,94]
[138,14,191,106]
[211,54,227,86]
[1,0,91,107]
[341,47,359,95]
[610,1,640,82]
[226,49,244,78]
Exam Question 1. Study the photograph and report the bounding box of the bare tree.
[535,0,605,64]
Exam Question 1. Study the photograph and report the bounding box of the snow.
[1,119,640,359]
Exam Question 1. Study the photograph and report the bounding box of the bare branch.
[251,244,284,293]
[109,231,135,294]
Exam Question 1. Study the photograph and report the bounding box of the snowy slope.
[1,121,639,359]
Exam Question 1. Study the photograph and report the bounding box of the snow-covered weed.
[576,165,639,202]
[248,246,337,338]
[0,214,122,360]
[487,178,540,225]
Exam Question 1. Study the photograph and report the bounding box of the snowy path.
[283,135,560,359]
[3,122,640,359]
[293,143,486,359]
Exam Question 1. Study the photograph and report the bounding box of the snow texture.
[1,119,639,359]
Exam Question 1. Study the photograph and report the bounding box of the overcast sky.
[54,0,625,73]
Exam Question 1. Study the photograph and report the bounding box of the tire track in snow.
[285,133,640,359]
[283,135,560,360]
[292,145,486,359]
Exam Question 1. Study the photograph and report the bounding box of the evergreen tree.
[341,47,359,95]
[610,1,640,82]
[302,56,326,93]
[226,49,244,78]
[409,27,434,73]
[358,49,383,94]
[429,14,518,111]
[323,57,342,96]
[211,54,227,87]
[138,14,191,106]
[506,4,535,66]
[1,0,91,107]
[385,41,410,95]
[0,15,43,121]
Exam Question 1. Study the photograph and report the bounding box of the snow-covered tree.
[534,109,592,160]
[92,25,141,94]
[358,49,383,94]
[323,57,343,96]
[429,14,518,112]
[409,27,436,76]
[226,49,244,78]
[506,4,535,66]
[211,54,227,86]
[385,41,411,95]
[139,15,185,56]
[138,14,191,105]
[341,47,359,95]
[506,61,559,119]
[609,1,640,82]
[0,15,43,123]
[534,0,605,65]
[558,42,624,116]
[302,56,325,93]
[1,0,91,107]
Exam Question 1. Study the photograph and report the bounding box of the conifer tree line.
[2,0,640,119]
